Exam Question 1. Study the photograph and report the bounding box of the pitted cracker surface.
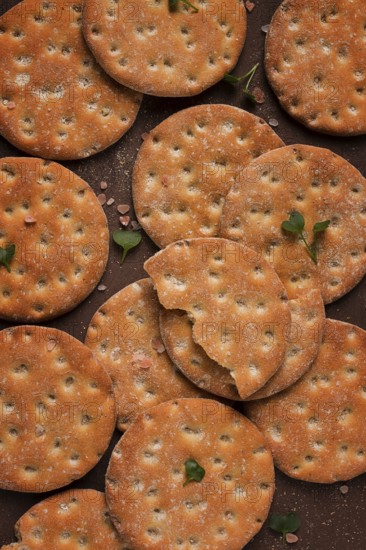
[160,309,241,401]
[220,144,366,304]
[0,326,115,493]
[144,238,291,399]
[0,157,109,322]
[106,398,274,549]
[248,289,325,400]
[0,0,142,159]
[85,278,207,432]
[133,104,284,248]
[265,0,366,135]
[83,0,247,97]
[246,319,366,483]
[1,490,127,549]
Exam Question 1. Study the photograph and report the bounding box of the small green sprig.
[113,230,142,265]
[183,458,205,487]
[224,63,260,103]
[281,211,330,264]
[269,512,300,547]
[169,0,199,13]
[0,244,16,273]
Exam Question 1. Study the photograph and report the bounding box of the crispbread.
[82,0,247,97]
[246,319,366,483]
[0,157,109,322]
[1,489,127,549]
[160,309,241,401]
[85,278,207,432]
[106,398,274,549]
[265,0,366,135]
[133,104,284,248]
[220,144,366,304]
[247,289,325,400]
[0,326,115,493]
[0,0,142,160]
[144,238,291,399]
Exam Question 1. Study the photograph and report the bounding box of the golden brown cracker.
[83,0,247,97]
[0,157,109,322]
[133,104,283,248]
[144,238,291,399]
[0,326,115,493]
[220,144,366,304]
[265,0,366,135]
[246,319,366,483]
[106,398,274,549]
[0,0,142,159]
[85,278,208,432]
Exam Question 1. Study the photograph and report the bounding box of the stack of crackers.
[1,0,366,549]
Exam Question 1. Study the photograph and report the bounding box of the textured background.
[0,0,365,548]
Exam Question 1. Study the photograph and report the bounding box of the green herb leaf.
[183,458,205,487]
[281,211,330,264]
[0,244,16,273]
[169,0,199,13]
[224,63,260,103]
[112,230,142,265]
[269,512,300,546]
[313,219,330,234]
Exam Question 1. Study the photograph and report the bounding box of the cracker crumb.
[286,533,298,544]
[24,216,37,225]
[47,339,57,352]
[131,221,142,231]
[252,87,265,104]
[269,118,279,127]
[117,204,130,215]
[100,181,108,190]
[98,193,107,206]
[119,215,130,226]
[245,1,255,12]
[106,198,115,206]
[261,24,270,33]
[340,485,349,494]
[7,101,16,110]
[98,284,107,291]
[151,337,165,354]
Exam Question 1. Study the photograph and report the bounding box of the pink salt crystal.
[117,204,130,215]
[100,181,108,190]
[24,216,37,225]
[106,198,115,206]
[119,215,130,226]
[97,193,106,206]
[151,337,165,354]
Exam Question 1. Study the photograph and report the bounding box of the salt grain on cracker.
[133,104,284,248]
[265,0,366,135]
[246,319,366,483]
[0,0,142,160]
[145,238,291,399]
[106,398,275,549]
[83,0,247,97]
[85,279,207,432]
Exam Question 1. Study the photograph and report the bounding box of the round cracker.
[0,326,115,493]
[0,157,109,322]
[133,104,284,248]
[82,0,247,97]
[106,398,274,549]
[144,238,291,399]
[0,0,142,160]
[246,319,366,483]
[2,490,127,549]
[247,289,325,400]
[160,308,241,401]
[220,144,366,304]
[85,278,208,432]
[265,0,366,135]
